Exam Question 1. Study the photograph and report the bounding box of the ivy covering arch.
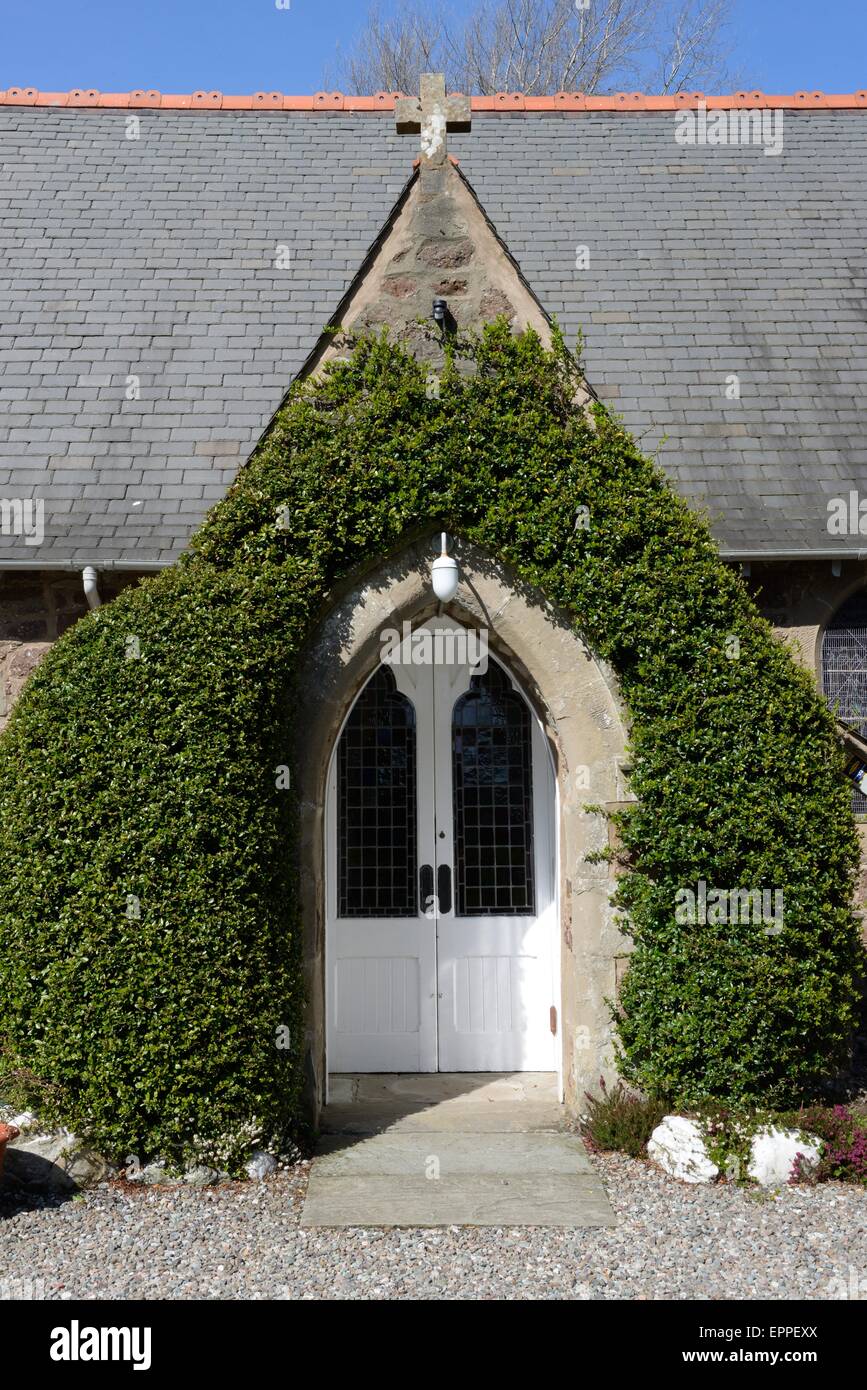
[0,324,862,1171]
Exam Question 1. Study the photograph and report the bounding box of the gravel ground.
[2,1154,866,1300]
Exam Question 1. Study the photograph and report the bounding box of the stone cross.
[395,73,471,169]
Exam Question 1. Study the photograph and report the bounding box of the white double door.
[327,619,556,1074]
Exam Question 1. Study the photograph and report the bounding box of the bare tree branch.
[332,1,451,95]
[333,0,737,97]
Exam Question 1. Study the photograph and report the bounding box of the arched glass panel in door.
[452,663,536,916]
[822,587,867,812]
[337,666,418,917]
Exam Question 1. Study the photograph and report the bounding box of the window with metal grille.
[822,588,867,813]
[337,665,418,918]
[452,663,536,916]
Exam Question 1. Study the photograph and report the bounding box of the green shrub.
[581,1079,667,1157]
[0,323,863,1166]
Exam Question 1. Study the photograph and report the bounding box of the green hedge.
[0,324,863,1167]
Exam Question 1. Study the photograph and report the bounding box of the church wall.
[306,161,579,392]
[746,557,867,678]
[0,569,149,732]
[748,557,867,931]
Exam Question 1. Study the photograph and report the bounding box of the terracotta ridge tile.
[0,87,865,111]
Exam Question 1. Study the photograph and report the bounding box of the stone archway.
[295,536,631,1121]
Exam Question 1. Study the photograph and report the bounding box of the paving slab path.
[301,1073,616,1229]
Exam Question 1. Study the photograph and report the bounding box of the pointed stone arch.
[294,536,631,1120]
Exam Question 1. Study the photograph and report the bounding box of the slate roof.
[1,101,866,565]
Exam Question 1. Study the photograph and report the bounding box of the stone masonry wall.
[0,570,150,732]
[310,160,561,384]
[749,558,867,933]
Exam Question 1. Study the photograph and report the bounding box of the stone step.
[319,1100,566,1134]
[303,1072,615,1229]
[328,1072,559,1106]
[301,1171,615,1228]
[315,1131,595,1176]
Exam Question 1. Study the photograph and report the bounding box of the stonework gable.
[307,160,558,377]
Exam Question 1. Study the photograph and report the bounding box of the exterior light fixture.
[432,297,447,325]
[432,532,459,602]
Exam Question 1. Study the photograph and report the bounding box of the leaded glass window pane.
[337,666,418,918]
[452,663,535,916]
[822,589,867,813]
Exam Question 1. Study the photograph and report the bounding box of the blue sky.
[0,0,865,95]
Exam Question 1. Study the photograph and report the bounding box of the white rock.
[184,1165,220,1187]
[4,1130,113,1190]
[142,1163,174,1186]
[647,1115,719,1184]
[245,1149,277,1182]
[5,1110,37,1132]
[65,1148,114,1187]
[125,1162,173,1186]
[747,1126,823,1187]
[4,1133,77,1191]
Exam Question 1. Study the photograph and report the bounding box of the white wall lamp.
[432,532,459,602]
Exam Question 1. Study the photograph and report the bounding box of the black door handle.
[420,863,433,912]
[437,863,452,915]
